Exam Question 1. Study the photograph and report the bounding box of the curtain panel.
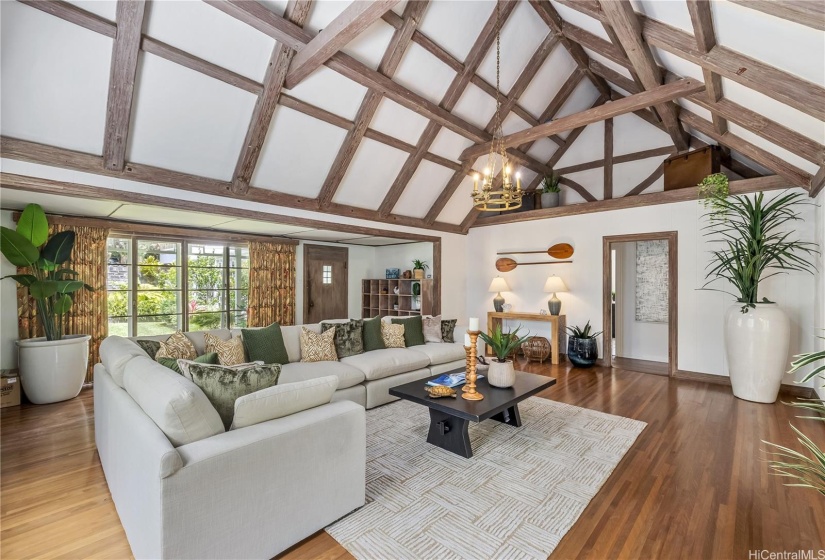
[247,242,296,327]
[18,224,109,383]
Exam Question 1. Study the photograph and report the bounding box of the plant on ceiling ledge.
[412,259,428,279]
[540,173,561,209]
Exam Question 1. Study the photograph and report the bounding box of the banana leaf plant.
[479,325,531,363]
[0,204,92,341]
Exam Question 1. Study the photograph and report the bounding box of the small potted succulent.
[478,325,531,388]
[566,321,602,368]
[412,259,428,280]
[540,173,561,209]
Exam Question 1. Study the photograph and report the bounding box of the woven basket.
[521,336,551,363]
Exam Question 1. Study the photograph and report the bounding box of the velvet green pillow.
[242,323,289,364]
[391,316,425,347]
[157,352,218,375]
[136,339,161,360]
[188,363,282,429]
[321,320,364,358]
[362,316,385,352]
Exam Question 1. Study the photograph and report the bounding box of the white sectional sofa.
[94,320,469,559]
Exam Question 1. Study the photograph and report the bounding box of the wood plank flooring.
[2,360,823,559]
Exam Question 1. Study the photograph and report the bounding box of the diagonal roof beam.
[685,0,727,136]
[102,0,146,171]
[316,1,429,209]
[728,0,825,32]
[284,0,400,88]
[599,0,691,151]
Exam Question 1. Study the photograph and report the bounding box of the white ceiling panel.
[612,157,665,198]
[393,43,457,104]
[519,169,539,190]
[111,205,237,228]
[342,20,396,71]
[554,79,600,118]
[64,0,116,21]
[430,128,475,162]
[370,98,431,146]
[564,167,604,200]
[211,219,315,236]
[561,188,588,206]
[436,175,475,225]
[418,1,495,63]
[612,113,672,157]
[551,1,612,40]
[284,66,368,121]
[518,48,579,119]
[502,113,529,136]
[0,1,112,155]
[527,138,558,163]
[0,189,122,217]
[392,161,455,218]
[334,138,409,209]
[632,0,694,33]
[391,1,407,17]
[727,123,819,175]
[651,48,704,81]
[555,121,604,168]
[304,0,352,34]
[127,54,257,181]
[477,2,549,94]
[288,230,368,242]
[149,1,275,82]
[251,106,348,197]
[452,84,498,129]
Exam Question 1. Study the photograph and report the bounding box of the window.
[107,237,249,337]
[322,264,332,285]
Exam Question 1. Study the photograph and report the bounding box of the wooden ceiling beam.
[624,163,665,197]
[555,146,675,175]
[18,0,115,37]
[102,0,146,171]
[728,0,825,32]
[284,0,400,88]
[810,166,825,198]
[604,117,613,199]
[685,0,727,136]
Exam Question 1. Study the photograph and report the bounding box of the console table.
[487,312,566,365]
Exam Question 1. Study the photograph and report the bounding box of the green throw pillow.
[391,316,425,347]
[188,362,282,429]
[242,323,290,364]
[321,320,364,358]
[157,352,218,374]
[441,319,457,343]
[136,339,161,360]
[362,316,385,352]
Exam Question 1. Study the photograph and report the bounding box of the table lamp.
[488,277,510,312]
[543,275,568,315]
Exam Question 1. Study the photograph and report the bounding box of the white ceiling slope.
[0,0,823,231]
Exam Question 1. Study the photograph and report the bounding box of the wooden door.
[304,245,348,323]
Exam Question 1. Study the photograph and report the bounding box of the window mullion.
[182,240,189,332]
[130,236,138,337]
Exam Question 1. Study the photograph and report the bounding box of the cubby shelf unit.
[362,278,433,318]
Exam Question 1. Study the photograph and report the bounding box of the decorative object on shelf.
[2,203,94,404]
[699,187,817,403]
[393,304,399,310]
[539,309,548,315]
[495,257,572,272]
[497,243,574,259]
[361,278,433,318]
[411,281,421,311]
[424,385,457,399]
[381,287,388,294]
[566,321,602,368]
[539,173,561,209]
[478,325,530,388]
[543,275,568,316]
[489,311,565,365]
[488,276,510,312]
[502,303,512,312]
[521,337,551,363]
[463,329,484,400]
[402,270,412,279]
[470,0,522,213]
[393,286,399,295]
[385,268,400,279]
[412,259,428,279]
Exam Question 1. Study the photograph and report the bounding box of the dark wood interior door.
[304,245,348,324]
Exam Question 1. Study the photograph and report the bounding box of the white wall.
[372,242,433,278]
[615,242,669,363]
[466,190,818,387]
[1,211,18,370]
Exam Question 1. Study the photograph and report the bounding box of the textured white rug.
[326,397,646,560]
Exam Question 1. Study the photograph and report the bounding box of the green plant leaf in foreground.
[16,204,49,247]
[0,226,40,267]
[41,230,75,265]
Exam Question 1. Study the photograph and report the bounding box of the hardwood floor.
[2,361,823,559]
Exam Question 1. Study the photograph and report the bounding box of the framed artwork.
[385,268,400,279]
[635,240,668,323]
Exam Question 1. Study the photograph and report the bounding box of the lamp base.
[548,293,562,316]
[493,293,505,312]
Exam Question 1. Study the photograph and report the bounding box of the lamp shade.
[488,277,510,293]
[543,276,568,293]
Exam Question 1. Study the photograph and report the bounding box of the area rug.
[326,397,646,560]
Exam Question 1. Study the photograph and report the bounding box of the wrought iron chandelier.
[471,0,523,212]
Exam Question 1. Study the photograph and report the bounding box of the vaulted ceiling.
[1,0,823,235]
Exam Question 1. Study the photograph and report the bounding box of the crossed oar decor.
[495,243,574,272]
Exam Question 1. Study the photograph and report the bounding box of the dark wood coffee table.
[389,370,556,458]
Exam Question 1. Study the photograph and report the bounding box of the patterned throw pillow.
[204,333,246,366]
[155,331,197,361]
[422,315,443,343]
[391,316,425,347]
[381,322,406,349]
[321,320,364,358]
[158,352,219,375]
[242,323,290,365]
[300,327,338,363]
[362,316,385,352]
[441,319,458,343]
[187,362,282,429]
[136,339,161,360]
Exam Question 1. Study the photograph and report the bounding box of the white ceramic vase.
[488,360,516,388]
[16,334,91,404]
[724,303,790,403]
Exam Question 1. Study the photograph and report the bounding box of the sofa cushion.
[300,327,338,362]
[279,361,364,389]
[100,336,149,388]
[278,324,319,363]
[205,333,246,365]
[391,316,425,347]
[341,348,430,381]
[410,342,466,366]
[381,322,406,348]
[123,356,225,446]
[242,323,289,364]
[156,331,197,361]
[157,352,218,375]
[422,315,443,343]
[441,319,458,342]
[321,319,364,358]
[362,316,385,352]
[231,375,339,430]
[135,339,161,359]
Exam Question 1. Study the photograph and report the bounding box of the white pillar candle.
[464,333,472,347]
[468,317,479,331]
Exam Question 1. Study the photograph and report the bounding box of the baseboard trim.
[674,370,815,398]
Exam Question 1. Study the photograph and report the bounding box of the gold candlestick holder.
[463,331,484,401]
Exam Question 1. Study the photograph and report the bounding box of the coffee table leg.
[490,404,522,427]
[426,409,472,458]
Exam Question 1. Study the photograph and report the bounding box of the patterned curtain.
[18,224,109,383]
[247,241,296,327]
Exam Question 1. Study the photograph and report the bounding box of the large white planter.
[724,303,790,403]
[16,335,90,404]
[488,360,516,388]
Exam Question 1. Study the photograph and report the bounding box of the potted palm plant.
[540,173,561,209]
[700,181,817,403]
[1,204,93,404]
[566,321,601,367]
[412,259,428,280]
[478,325,531,388]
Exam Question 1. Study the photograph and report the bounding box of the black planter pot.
[568,337,598,367]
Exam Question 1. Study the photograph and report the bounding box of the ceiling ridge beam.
[686,0,727,136]
[102,0,147,171]
[316,1,429,209]
[728,0,825,32]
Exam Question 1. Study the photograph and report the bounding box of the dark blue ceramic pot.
[568,337,598,367]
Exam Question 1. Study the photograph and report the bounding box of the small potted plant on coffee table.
[412,259,428,279]
[540,173,561,209]
[478,325,531,388]
[566,321,601,368]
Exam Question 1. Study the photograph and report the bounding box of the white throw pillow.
[99,336,149,388]
[423,315,443,343]
[230,375,339,430]
[123,356,225,447]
